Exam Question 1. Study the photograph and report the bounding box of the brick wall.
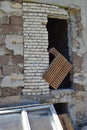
[22,2,69,95]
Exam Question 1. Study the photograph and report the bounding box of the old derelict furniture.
[43,48,72,89]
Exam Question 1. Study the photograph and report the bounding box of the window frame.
[0,104,63,130]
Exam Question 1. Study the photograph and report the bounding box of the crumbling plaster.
[0,0,24,97]
[5,35,23,55]
[0,1,22,15]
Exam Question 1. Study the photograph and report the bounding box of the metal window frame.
[0,104,63,130]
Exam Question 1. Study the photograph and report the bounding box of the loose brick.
[2,25,22,34]
[11,16,22,26]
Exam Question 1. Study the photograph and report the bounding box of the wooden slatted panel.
[43,54,67,84]
[49,47,59,57]
[43,48,72,89]
[59,114,74,130]
[50,61,72,89]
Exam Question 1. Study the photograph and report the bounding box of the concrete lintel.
[21,0,69,9]
[48,14,70,20]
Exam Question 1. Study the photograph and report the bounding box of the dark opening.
[54,103,68,114]
[46,18,71,89]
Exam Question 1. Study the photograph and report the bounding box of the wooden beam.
[48,14,69,20]
[59,114,74,130]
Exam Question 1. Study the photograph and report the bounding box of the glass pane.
[28,108,54,130]
[0,113,23,130]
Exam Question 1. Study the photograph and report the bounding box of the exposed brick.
[74,83,85,91]
[2,25,22,34]
[73,65,82,73]
[77,22,83,31]
[0,16,10,25]
[0,35,5,45]
[3,65,23,75]
[0,56,9,65]
[0,27,2,34]
[17,87,23,95]
[11,16,22,26]
[12,55,23,64]
[72,53,82,72]
[2,87,22,97]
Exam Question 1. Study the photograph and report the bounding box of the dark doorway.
[46,18,71,89]
[54,103,68,114]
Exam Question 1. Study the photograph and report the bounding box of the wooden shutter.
[43,48,72,89]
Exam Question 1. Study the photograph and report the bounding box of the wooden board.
[59,114,74,130]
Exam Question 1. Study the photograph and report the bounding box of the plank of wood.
[59,114,74,130]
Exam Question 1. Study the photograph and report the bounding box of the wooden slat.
[43,54,67,84]
[51,62,72,89]
[43,48,72,89]
[59,114,74,130]
[49,47,59,57]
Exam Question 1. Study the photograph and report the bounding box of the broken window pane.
[0,113,23,130]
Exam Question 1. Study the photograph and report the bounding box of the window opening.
[46,18,71,89]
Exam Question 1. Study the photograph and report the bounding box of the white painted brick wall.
[23,2,68,95]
